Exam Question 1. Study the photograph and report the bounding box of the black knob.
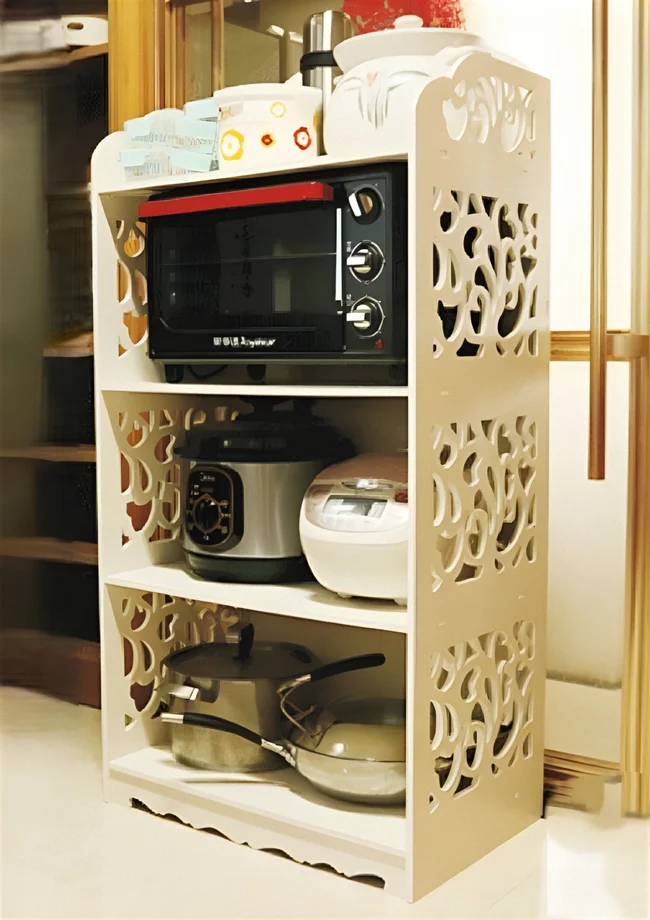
[192,496,221,534]
[346,241,384,282]
[345,297,384,337]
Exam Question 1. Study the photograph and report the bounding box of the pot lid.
[176,400,353,463]
[212,83,322,105]
[290,697,406,762]
[334,14,484,73]
[164,641,315,681]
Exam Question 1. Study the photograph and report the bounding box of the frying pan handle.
[161,711,263,746]
[304,653,386,684]
[160,712,294,765]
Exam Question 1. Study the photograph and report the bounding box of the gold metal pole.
[589,0,609,480]
[153,0,166,110]
[622,0,650,817]
[170,2,186,109]
[210,0,224,93]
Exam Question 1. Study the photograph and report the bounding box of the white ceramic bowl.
[212,83,323,170]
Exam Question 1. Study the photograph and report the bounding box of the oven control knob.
[346,242,384,282]
[346,298,384,337]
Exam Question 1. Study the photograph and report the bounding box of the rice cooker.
[178,400,353,583]
[300,453,408,605]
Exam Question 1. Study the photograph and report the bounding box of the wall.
[464,0,634,687]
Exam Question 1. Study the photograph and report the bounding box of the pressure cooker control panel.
[184,466,243,551]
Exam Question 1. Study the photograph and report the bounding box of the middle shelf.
[107,563,409,632]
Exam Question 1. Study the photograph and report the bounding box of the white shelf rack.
[93,49,550,901]
[107,563,409,632]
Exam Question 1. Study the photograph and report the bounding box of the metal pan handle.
[161,712,295,764]
[278,653,386,696]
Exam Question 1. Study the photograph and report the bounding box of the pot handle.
[299,653,386,686]
[161,711,262,744]
[161,712,294,765]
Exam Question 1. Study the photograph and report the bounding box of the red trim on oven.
[138,181,334,219]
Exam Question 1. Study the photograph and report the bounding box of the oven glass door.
[150,195,342,355]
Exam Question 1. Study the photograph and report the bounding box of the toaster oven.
[139,164,407,379]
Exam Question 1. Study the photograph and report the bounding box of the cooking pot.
[324,14,500,157]
[161,638,385,773]
[163,691,407,805]
[162,700,514,805]
[160,624,318,772]
[177,399,353,583]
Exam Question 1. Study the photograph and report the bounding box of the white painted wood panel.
[108,563,409,632]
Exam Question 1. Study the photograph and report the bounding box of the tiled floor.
[1,687,648,919]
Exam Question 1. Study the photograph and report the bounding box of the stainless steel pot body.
[168,672,287,772]
[182,459,324,560]
[164,640,318,773]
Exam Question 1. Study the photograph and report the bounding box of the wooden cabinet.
[108,0,224,130]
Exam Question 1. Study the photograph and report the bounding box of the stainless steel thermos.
[300,10,356,115]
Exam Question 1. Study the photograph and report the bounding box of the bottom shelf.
[109,746,406,889]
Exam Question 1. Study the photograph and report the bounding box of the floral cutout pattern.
[428,620,536,813]
[260,133,275,147]
[293,126,312,150]
[270,101,286,118]
[220,128,244,161]
[430,415,538,591]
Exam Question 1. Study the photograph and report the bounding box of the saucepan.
[160,640,389,777]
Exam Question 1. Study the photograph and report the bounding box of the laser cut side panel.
[408,60,549,900]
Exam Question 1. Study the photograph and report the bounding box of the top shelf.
[102,381,407,398]
[0,43,108,75]
[95,150,408,196]
[44,330,93,358]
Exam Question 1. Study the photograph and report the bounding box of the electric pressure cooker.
[177,399,353,583]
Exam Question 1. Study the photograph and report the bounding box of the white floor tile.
[1,688,648,919]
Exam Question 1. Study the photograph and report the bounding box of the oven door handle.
[139,182,335,219]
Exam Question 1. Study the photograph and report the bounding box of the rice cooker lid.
[164,640,315,680]
[312,452,408,488]
[177,412,352,463]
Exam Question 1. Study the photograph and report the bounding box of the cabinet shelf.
[107,563,409,632]
[110,745,406,862]
[96,150,408,196]
[0,538,98,566]
[102,382,407,398]
[0,43,108,75]
[0,444,96,463]
[44,330,93,358]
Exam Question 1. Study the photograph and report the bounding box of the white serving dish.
[212,83,322,171]
[325,14,492,157]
